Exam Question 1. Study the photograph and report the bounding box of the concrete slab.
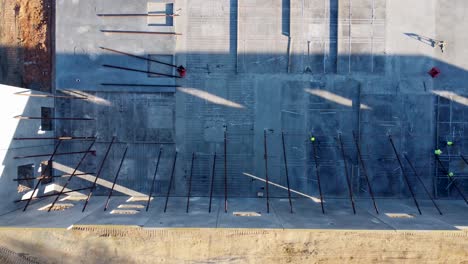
[217,198,282,228]
[358,199,460,230]
[272,198,391,230]
[75,197,152,227]
[0,197,100,228]
[144,197,220,228]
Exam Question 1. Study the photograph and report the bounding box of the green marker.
[310,136,315,142]
[448,172,454,177]
[447,141,453,146]
[434,149,442,155]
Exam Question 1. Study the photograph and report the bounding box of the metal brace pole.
[352,131,379,214]
[48,140,96,212]
[404,154,443,215]
[435,155,468,204]
[264,130,270,214]
[388,136,421,215]
[82,137,116,212]
[338,133,356,214]
[146,148,163,211]
[164,151,178,213]
[224,128,228,213]
[104,146,129,211]
[186,152,195,213]
[281,132,293,213]
[208,152,217,213]
[23,139,63,211]
[311,136,325,214]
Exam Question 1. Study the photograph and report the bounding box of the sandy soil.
[0,0,52,91]
[0,227,467,264]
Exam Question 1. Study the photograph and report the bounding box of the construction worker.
[434,149,442,155]
[177,65,186,77]
[437,41,447,53]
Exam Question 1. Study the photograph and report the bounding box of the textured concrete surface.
[0,197,467,230]
[1,0,468,228]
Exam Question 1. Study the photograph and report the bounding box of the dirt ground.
[0,0,52,91]
[0,227,467,264]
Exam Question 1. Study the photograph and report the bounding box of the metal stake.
[435,155,468,204]
[48,140,96,212]
[23,140,63,211]
[264,130,270,214]
[104,146,128,211]
[388,136,421,215]
[281,132,293,214]
[100,47,179,68]
[460,154,468,166]
[14,115,94,121]
[311,136,325,214]
[404,154,443,215]
[100,29,182,35]
[186,152,195,213]
[352,131,379,214]
[14,150,95,159]
[338,133,356,214]
[82,137,116,212]
[224,128,228,213]
[97,13,180,17]
[164,151,178,213]
[13,136,95,141]
[208,152,216,213]
[146,148,163,211]
[102,64,181,78]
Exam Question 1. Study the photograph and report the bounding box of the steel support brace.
[164,151,178,213]
[311,136,325,214]
[104,146,129,211]
[281,132,293,214]
[23,139,63,211]
[48,140,97,212]
[82,137,116,212]
[186,152,195,213]
[146,148,163,211]
[352,131,379,214]
[263,130,270,214]
[388,136,421,215]
[338,133,356,214]
[208,153,216,213]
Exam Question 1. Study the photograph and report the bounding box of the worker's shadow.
[404,33,437,47]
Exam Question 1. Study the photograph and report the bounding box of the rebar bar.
[14,116,94,121]
[435,155,468,204]
[164,151,178,213]
[352,131,379,214]
[82,137,116,212]
[104,146,128,211]
[14,150,95,159]
[102,64,181,78]
[263,130,270,213]
[311,136,325,214]
[146,148,162,211]
[388,136,421,214]
[224,128,228,213]
[100,47,178,68]
[186,152,195,213]
[208,152,216,213]
[100,29,182,35]
[281,132,293,214]
[404,154,443,215]
[23,140,63,211]
[338,133,356,214]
